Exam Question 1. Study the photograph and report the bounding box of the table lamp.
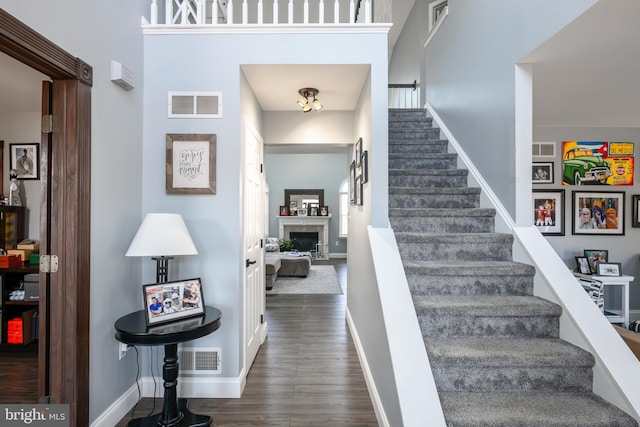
[126,213,198,283]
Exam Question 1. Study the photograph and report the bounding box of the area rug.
[268,265,342,294]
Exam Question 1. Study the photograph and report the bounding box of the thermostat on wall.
[110,60,135,90]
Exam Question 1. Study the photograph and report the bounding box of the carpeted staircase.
[388,108,638,427]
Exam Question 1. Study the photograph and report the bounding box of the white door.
[243,118,266,371]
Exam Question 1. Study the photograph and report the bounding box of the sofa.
[265,252,312,290]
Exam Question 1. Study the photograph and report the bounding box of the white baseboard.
[630,310,640,323]
[345,307,389,427]
[91,376,243,426]
[329,252,347,258]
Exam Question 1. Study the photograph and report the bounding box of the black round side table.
[115,305,222,427]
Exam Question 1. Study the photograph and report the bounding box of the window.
[339,178,349,237]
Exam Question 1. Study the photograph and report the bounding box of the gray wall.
[1,1,147,422]
[265,153,348,255]
[423,0,596,217]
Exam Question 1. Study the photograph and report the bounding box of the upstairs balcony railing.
[144,0,372,26]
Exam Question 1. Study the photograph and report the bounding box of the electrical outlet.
[118,342,129,360]
[335,240,339,246]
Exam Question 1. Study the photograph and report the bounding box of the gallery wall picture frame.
[9,143,39,180]
[355,137,363,167]
[532,189,564,236]
[356,175,364,205]
[532,162,554,184]
[583,249,608,274]
[166,133,216,195]
[572,191,624,235]
[361,150,369,184]
[597,262,622,277]
[142,278,205,326]
[350,160,357,205]
[633,195,640,227]
[575,256,591,275]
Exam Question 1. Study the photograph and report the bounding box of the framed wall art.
[572,191,624,235]
[355,137,363,167]
[142,278,205,326]
[350,160,357,205]
[9,143,39,180]
[361,150,369,184]
[166,133,216,195]
[532,162,553,184]
[532,190,564,236]
[633,195,640,227]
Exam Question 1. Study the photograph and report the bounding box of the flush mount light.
[297,87,323,113]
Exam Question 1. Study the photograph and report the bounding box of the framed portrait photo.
[575,256,591,275]
[532,162,554,184]
[596,262,622,277]
[572,191,624,235]
[532,190,564,236]
[142,278,205,326]
[9,143,39,180]
[584,249,608,275]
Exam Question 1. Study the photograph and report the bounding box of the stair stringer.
[426,102,640,422]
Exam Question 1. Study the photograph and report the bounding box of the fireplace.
[289,232,319,252]
[277,215,330,260]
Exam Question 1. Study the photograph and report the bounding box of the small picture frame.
[633,195,640,228]
[355,137,363,167]
[596,262,622,277]
[532,162,553,184]
[533,190,564,236]
[142,278,205,326]
[575,256,591,275]
[361,150,369,184]
[297,208,308,216]
[320,206,329,216]
[350,160,357,205]
[279,206,288,216]
[584,249,608,274]
[9,143,40,180]
[309,207,318,216]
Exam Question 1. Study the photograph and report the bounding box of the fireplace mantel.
[278,215,331,259]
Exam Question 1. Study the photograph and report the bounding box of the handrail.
[388,81,420,109]
[388,80,417,90]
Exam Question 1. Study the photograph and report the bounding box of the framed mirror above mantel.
[284,189,324,211]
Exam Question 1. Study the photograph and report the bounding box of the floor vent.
[168,91,222,118]
[178,347,221,374]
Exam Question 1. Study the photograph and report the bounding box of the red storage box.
[0,255,21,268]
[7,318,23,344]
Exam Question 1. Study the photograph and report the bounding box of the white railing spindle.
[197,0,204,23]
[349,0,355,23]
[243,0,248,24]
[334,0,339,23]
[288,0,293,24]
[258,0,263,24]
[319,0,324,24]
[304,0,309,24]
[165,0,173,24]
[180,0,188,24]
[212,0,219,24]
[227,0,234,24]
[273,0,279,24]
[365,0,371,23]
[150,0,158,24]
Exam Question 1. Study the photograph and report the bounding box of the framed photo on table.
[596,262,622,277]
[575,256,591,275]
[572,191,624,235]
[9,143,39,180]
[583,249,608,275]
[143,278,205,326]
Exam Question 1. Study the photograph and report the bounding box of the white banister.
[151,0,158,24]
[227,0,234,24]
[319,0,324,23]
[288,0,293,24]
[334,0,339,23]
[304,0,309,24]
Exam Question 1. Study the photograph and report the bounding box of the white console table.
[576,273,634,326]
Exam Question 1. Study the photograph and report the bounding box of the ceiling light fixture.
[297,87,323,113]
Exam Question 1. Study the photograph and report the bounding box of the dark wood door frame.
[0,9,92,427]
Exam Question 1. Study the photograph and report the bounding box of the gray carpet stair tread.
[395,232,512,243]
[425,337,594,367]
[389,186,480,195]
[439,392,638,427]
[402,260,536,276]
[389,153,455,159]
[389,169,468,176]
[413,295,562,316]
[389,207,495,217]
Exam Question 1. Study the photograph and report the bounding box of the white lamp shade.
[126,213,198,257]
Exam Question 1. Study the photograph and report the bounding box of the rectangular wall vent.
[532,142,556,157]
[178,347,221,375]
[169,91,222,118]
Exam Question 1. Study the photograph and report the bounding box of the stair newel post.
[272,0,278,23]
[334,0,339,23]
[318,0,324,24]
[227,0,234,24]
[150,0,158,24]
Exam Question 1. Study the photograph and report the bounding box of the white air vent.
[178,347,221,375]
[532,142,556,157]
[168,91,222,118]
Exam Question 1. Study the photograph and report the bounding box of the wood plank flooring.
[0,351,38,403]
[117,259,379,427]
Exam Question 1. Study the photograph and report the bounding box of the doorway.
[0,10,92,426]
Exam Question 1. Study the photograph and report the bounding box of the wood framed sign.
[166,133,216,194]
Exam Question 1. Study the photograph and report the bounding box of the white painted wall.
[0,1,147,423]
[263,111,355,146]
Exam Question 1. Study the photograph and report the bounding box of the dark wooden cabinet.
[0,206,25,251]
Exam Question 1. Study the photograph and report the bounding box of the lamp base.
[152,256,174,283]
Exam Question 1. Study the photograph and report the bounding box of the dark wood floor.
[0,351,38,403]
[116,258,379,427]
